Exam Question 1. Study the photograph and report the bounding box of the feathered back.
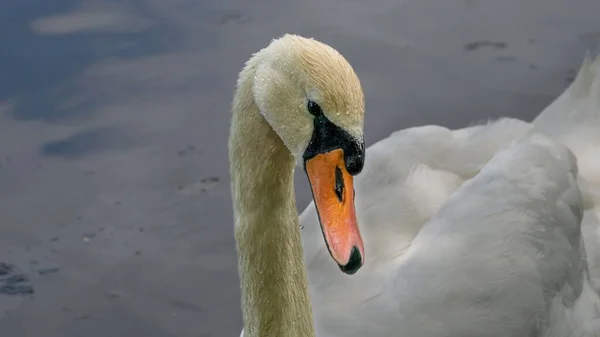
[533,53,600,299]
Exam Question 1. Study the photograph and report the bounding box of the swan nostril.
[339,246,363,275]
[334,166,344,202]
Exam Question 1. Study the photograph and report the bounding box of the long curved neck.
[229,61,315,337]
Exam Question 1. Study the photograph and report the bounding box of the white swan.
[231,35,600,337]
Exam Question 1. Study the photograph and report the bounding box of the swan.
[231,34,600,337]
[230,34,366,337]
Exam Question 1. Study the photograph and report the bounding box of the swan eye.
[307,100,323,117]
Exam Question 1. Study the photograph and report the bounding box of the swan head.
[252,34,366,274]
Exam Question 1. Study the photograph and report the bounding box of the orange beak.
[305,148,364,274]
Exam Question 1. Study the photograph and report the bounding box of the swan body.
[232,35,600,337]
[301,54,600,336]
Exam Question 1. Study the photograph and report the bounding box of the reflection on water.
[40,126,137,158]
[0,0,178,122]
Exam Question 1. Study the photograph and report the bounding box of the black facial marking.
[303,115,365,175]
[339,246,362,275]
[334,166,344,202]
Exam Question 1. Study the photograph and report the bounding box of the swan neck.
[229,63,315,337]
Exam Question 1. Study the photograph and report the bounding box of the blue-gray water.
[0,0,599,336]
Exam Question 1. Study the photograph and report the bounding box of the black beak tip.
[338,246,363,275]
